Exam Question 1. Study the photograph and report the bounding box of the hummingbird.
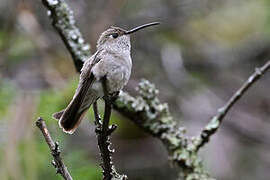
[53,22,160,134]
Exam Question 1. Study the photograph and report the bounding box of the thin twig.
[36,117,73,180]
[195,61,270,150]
[100,78,114,180]
[101,78,113,137]
[93,101,102,126]
[93,78,126,180]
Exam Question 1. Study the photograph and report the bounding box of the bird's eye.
[111,33,119,39]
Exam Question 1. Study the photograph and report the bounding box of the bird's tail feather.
[54,91,98,134]
[52,73,96,134]
[59,108,89,134]
[52,110,65,120]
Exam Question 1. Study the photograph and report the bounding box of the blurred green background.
[1,0,270,179]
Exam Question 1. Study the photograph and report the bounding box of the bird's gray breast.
[91,51,132,94]
[106,54,131,93]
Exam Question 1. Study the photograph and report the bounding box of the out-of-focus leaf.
[8,35,35,63]
[37,78,79,122]
[0,80,16,117]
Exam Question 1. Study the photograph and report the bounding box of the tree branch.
[112,80,214,180]
[41,0,91,72]
[92,78,127,180]
[195,61,270,150]
[36,117,73,180]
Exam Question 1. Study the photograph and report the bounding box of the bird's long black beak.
[124,22,160,34]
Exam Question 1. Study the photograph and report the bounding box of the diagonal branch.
[195,61,270,150]
[112,80,214,180]
[36,117,73,180]
[41,0,91,72]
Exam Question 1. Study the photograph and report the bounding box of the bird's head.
[96,22,160,51]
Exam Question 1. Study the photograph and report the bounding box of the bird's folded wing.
[58,50,103,133]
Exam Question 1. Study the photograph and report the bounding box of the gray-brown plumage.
[53,22,160,134]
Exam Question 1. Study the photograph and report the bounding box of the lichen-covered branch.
[41,0,91,72]
[92,80,127,180]
[36,117,73,180]
[113,80,214,180]
[194,61,270,150]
